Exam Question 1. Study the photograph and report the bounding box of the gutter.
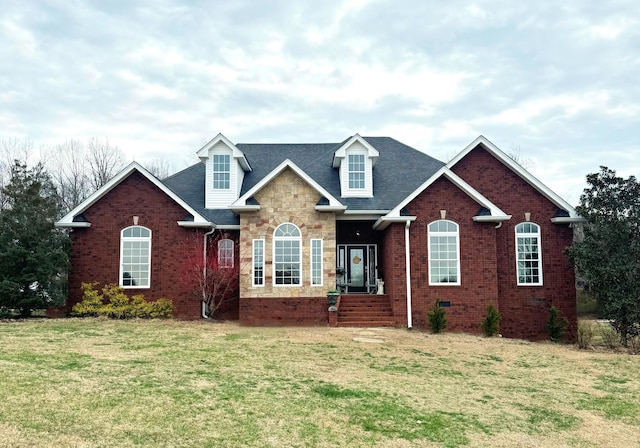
[405,219,412,329]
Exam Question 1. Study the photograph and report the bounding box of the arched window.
[120,226,151,288]
[428,220,460,285]
[218,238,234,268]
[273,223,301,285]
[515,222,542,285]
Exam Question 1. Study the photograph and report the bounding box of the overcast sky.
[2,0,639,205]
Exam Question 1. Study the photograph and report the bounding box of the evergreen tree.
[0,161,69,316]
[567,166,640,346]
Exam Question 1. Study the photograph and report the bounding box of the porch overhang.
[372,215,417,230]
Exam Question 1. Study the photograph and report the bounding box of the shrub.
[599,323,619,349]
[576,321,594,349]
[545,306,568,342]
[481,303,501,337]
[71,282,103,317]
[427,299,447,334]
[71,283,173,319]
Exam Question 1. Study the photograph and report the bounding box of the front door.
[347,246,368,293]
[337,244,378,293]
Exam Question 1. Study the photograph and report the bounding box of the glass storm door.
[347,246,367,293]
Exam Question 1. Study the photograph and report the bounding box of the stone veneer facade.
[238,168,337,325]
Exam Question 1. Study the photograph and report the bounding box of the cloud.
[0,0,638,206]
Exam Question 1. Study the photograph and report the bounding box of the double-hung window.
[348,154,365,189]
[428,220,460,285]
[212,154,230,189]
[515,222,542,285]
[120,226,151,288]
[217,238,234,268]
[273,223,301,285]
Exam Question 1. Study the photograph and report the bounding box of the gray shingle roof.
[163,137,444,226]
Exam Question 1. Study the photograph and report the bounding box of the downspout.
[202,226,216,319]
[405,220,412,329]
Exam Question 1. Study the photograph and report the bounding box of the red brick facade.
[65,143,577,340]
[67,172,239,319]
[450,146,576,339]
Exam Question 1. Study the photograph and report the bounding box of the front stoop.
[337,294,395,327]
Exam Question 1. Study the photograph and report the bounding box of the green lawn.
[0,319,639,447]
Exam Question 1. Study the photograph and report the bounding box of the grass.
[0,320,639,447]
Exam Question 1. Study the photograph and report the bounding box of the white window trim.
[212,154,231,190]
[347,153,366,190]
[119,225,151,289]
[273,223,302,287]
[252,239,265,287]
[428,220,461,286]
[217,238,234,268]
[342,150,373,197]
[310,239,323,287]
[515,222,543,286]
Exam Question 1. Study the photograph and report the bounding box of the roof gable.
[56,162,212,228]
[447,136,581,222]
[375,166,511,229]
[196,133,251,171]
[332,134,380,168]
[231,159,345,212]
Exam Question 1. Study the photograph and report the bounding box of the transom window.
[120,226,151,288]
[212,154,230,189]
[348,154,365,189]
[217,238,234,268]
[273,223,301,285]
[515,222,542,285]
[428,220,460,285]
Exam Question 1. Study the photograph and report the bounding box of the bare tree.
[508,145,533,170]
[143,158,175,179]
[47,139,91,213]
[182,231,240,319]
[86,137,126,190]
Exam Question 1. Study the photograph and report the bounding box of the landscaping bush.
[481,303,501,337]
[576,321,594,349]
[427,299,447,334]
[545,306,568,342]
[71,283,173,319]
[599,323,619,349]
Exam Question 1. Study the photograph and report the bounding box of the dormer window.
[348,154,366,189]
[332,134,379,198]
[196,133,252,209]
[213,154,230,190]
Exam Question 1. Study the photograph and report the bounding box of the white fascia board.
[332,134,380,168]
[447,135,580,219]
[55,162,210,227]
[54,222,91,228]
[177,221,215,228]
[196,133,251,171]
[472,215,512,223]
[384,166,509,221]
[373,215,417,230]
[315,205,347,213]
[231,159,344,208]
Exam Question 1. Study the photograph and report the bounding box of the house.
[56,134,581,340]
